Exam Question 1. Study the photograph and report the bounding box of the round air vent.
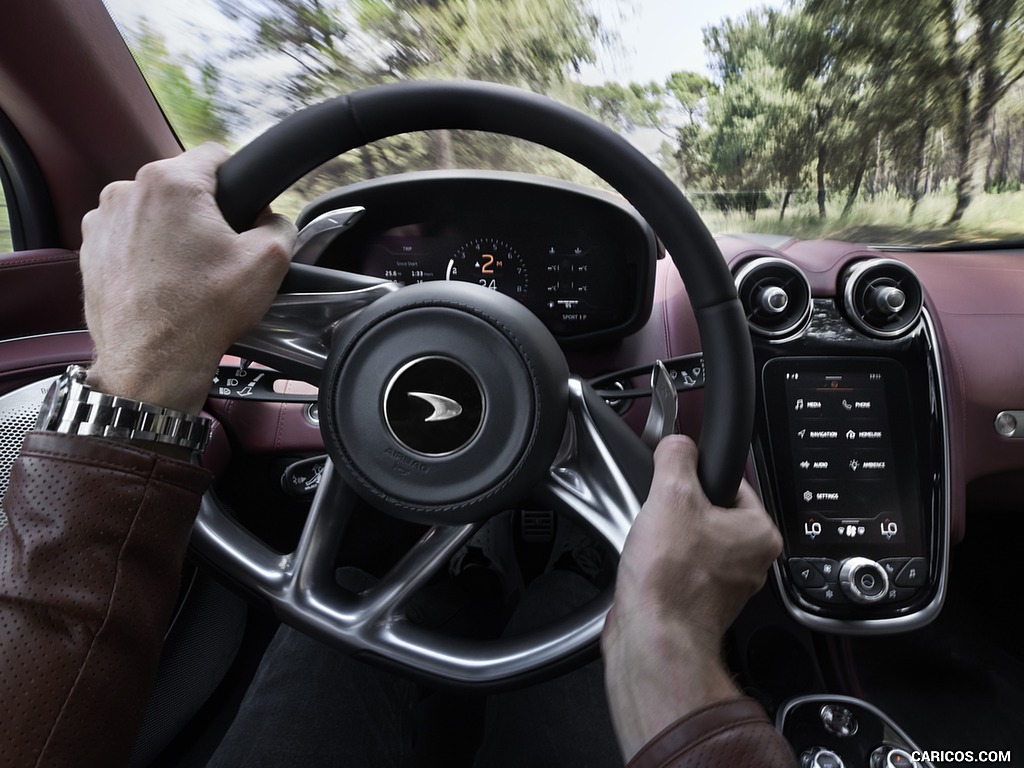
[734,257,812,339]
[841,259,923,339]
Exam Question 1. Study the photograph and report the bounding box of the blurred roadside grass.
[273,183,1023,250]
[1,185,1021,256]
[697,189,1024,247]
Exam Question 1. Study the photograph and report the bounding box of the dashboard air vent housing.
[841,259,923,339]
[734,257,812,339]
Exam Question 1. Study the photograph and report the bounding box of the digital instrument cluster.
[358,229,634,338]
[295,171,658,343]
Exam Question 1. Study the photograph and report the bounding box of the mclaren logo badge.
[407,391,463,422]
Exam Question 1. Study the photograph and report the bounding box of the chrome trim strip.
[0,328,91,346]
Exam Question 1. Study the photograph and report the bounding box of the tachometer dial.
[446,238,528,298]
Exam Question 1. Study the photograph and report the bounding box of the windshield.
[106,0,1024,247]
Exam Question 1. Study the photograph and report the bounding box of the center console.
[739,257,949,633]
[778,695,933,767]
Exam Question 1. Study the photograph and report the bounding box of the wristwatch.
[36,365,212,453]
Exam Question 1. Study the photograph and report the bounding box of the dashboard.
[293,171,658,344]
[287,172,961,634]
[8,170,1017,642]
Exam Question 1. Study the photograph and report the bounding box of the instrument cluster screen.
[762,357,924,561]
[299,172,657,344]
[357,227,634,338]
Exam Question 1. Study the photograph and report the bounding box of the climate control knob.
[839,557,889,604]
[800,747,845,768]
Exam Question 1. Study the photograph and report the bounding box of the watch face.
[35,376,66,431]
[35,366,82,432]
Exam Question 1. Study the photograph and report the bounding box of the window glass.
[106,0,1024,247]
[0,184,12,253]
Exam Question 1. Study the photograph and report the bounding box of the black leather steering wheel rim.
[215,79,754,506]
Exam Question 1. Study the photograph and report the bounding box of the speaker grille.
[0,378,56,530]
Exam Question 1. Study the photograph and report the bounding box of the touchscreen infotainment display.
[762,357,923,561]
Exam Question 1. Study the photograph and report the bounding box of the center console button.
[789,558,826,588]
[857,570,882,596]
[800,747,845,768]
[895,557,928,588]
[804,584,845,605]
[878,557,909,581]
[883,585,919,604]
[819,703,858,737]
[870,746,919,767]
[839,557,890,604]
[806,557,841,582]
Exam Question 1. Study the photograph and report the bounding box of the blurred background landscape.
[4,0,1024,251]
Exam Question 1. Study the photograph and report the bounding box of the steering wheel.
[190,81,754,688]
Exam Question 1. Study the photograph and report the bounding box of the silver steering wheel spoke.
[358,522,477,622]
[232,273,400,380]
[193,457,356,600]
[542,376,646,554]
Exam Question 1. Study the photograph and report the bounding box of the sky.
[580,0,773,84]
[107,0,771,84]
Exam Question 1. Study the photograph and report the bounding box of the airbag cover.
[321,282,568,524]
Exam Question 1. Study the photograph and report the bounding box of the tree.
[942,0,1024,222]
[702,9,810,217]
[804,0,952,217]
[355,0,600,85]
[133,23,227,147]
[664,73,714,191]
[215,0,605,180]
[579,81,663,133]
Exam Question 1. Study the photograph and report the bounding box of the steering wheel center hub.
[320,281,569,525]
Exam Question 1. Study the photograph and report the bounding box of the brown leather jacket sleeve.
[0,432,212,768]
[627,697,797,768]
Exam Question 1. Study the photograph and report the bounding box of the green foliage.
[209,0,605,185]
[132,23,227,147]
[119,0,1024,241]
[699,187,1024,246]
[677,0,1024,230]
[0,187,11,253]
[354,0,599,85]
[579,81,662,132]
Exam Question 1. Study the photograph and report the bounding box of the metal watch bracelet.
[39,365,212,452]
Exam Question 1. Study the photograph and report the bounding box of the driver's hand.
[601,434,782,760]
[80,143,295,415]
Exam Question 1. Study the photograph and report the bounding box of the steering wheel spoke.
[358,522,477,622]
[194,458,355,593]
[232,265,399,380]
[542,377,648,554]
